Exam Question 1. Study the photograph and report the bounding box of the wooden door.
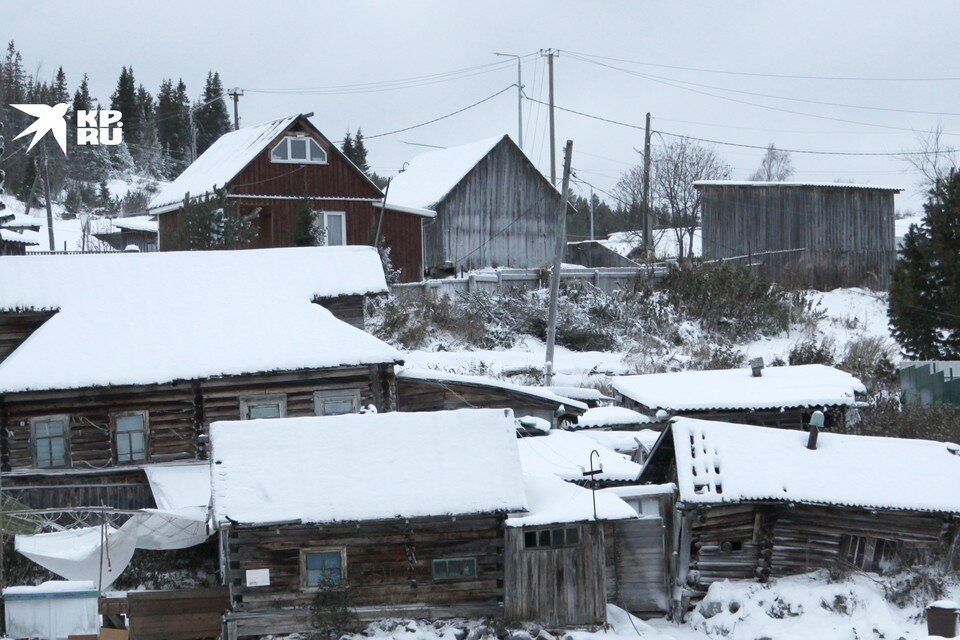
[614,518,670,614]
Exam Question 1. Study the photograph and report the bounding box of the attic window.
[271,136,327,164]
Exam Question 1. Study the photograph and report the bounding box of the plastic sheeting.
[16,519,139,590]
[136,507,209,550]
[3,581,99,640]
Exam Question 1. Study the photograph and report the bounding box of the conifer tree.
[0,121,6,215]
[111,66,141,146]
[889,170,960,359]
[177,187,258,250]
[351,129,370,174]
[194,71,231,155]
[341,131,355,164]
[15,156,36,203]
[51,67,69,104]
[156,79,192,176]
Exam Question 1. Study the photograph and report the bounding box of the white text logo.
[10,103,123,154]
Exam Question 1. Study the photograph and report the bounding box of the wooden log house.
[0,248,403,510]
[396,368,587,428]
[210,409,528,638]
[639,418,960,617]
[611,363,866,430]
[148,113,433,282]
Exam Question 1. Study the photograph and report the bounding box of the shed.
[386,135,561,273]
[210,408,527,637]
[92,215,159,252]
[396,368,587,427]
[148,114,431,282]
[640,418,960,613]
[611,363,866,430]
[3,581,99,639]
[695,181,901,289]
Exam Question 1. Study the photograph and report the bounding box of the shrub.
[787,335,836,366]
[843,395,960,443]
[310,581,359,640]
[838,335,897,394]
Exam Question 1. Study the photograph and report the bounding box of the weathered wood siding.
[156,118,425,282]
[0,365,397,508]
[616,395,845,431]
[2,467,155,510]
[426,138,561,273]
[504,523,607,627]
[314,295,366,330]
[222,514,506,637]
[699,184,897,289]
[613,518,670,614]
[0,311,56,365]
[396,377,583,427]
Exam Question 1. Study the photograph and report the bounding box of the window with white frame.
[32,416,68,468]
[319,211,346,246]
[114,411,148,463]
[271,136,327,164]
[314,390,362,416]
[240,394,287,420]
[301,548,345,588]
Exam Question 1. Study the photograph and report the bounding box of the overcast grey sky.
[5,0,959,213]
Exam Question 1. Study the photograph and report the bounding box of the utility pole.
[188,109,198,163]
[228,88,243,130]
[494,53,523,149]
[42,144,55,252]
[642,112,653,259]
[541,49,558,184]
[544,139,574,387]
[589,189,595,242]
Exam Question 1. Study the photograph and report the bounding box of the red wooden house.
[147,113,431,282]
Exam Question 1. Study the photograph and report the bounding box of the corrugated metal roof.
[694,180,903,192]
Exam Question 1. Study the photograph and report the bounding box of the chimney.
[807,411,825,450]
[749,357,765,377]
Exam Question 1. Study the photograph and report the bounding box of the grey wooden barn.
[695,181,901,289]
[385,135,561,274]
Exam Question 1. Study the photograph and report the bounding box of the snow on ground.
[601,229,702,261]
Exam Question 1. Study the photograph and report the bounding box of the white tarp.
[135,507,209,550]
[16,519,139,590]
[144,463,211,510]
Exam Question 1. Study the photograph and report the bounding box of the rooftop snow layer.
[670,417,960,512]
[578,429,661,455]
[611,364,865,411]
[210,408,527,525]
[575,406,653,429]
[386,135,506,209]
[543,386,612,403]
[694,180,902,191]
[517,430,643,483]
[397,368,588,411]
[148,114,299,211]
[109,216,158,233]
[0,247,399,392]
[506,474,636,527]
[0,229,39,245]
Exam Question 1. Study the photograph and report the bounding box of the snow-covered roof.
[517,430,643,483]
[506,474,637,527]
[397,368,588,412]
[110,216,158,233]
[602,483,676,500]
[611,364,865,411]
[578,429,662,455]
[386,135,507,210]
[667,417,960,513]
[210,408,527,525]
[0,247,399,392]
[148,115,300,212]
[541,386,613,403]
[694,180,902,192]
[1,213,42,229]
[0,229,39,245]
[575,406,654,429]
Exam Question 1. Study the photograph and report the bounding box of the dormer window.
[271,135,327,164]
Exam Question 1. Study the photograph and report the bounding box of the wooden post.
[544,140,574,386]
[642,112,652,260]
[42,144,55,251]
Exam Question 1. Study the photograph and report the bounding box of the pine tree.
[194,71,231,155]
[51,67,69,104]
[292,198,325,247]
[111,66,141,146]
[351,129,370,174]
[156,78,192,176]
[178,187,258,250]
[72,74,93,113]
[15,156,37,202]
[889,170,960,359]
[341,131,355,165]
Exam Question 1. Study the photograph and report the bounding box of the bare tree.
[900,124,958,192]
[749,143,794,181]
[611,164,645,231]
[652,138,732,260]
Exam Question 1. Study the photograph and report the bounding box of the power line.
[565,53,960,118]
[563,50,960,82]
[521,94,948,157]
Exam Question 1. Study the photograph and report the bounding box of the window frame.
[313,389,362,417]
[432,557,478,582]
[112,410,149,464]
[523,525,582,549]
[30,415,70,469]
[321,211,347,246]
[239,394,287,421]
[270,135,328,165]
[300,547,347,590]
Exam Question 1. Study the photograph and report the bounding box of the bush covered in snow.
[844,395,960,444]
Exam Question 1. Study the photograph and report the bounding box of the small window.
[432,557,478,581]
[240,395,287,420]
[314,390,361,416]
[322,211,346,246]
[523,526,581,549]
[302,548,345,588]
[639,498,660,517]
[270,136,328,164]
[32,416,68,468]
[114,411,148,463]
